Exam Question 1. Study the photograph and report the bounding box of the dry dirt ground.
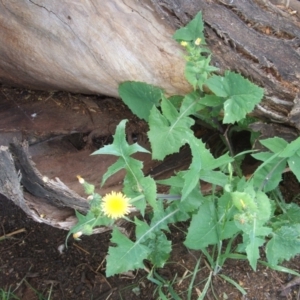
[1,86,300,300]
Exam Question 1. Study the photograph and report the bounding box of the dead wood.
[0,0,300,230]
[150,0,300,129]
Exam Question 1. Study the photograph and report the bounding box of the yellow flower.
[101,191,131,219]
[180,41,188,47]
[195,38,201,46]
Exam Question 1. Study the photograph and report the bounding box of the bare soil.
[1,86,300,299]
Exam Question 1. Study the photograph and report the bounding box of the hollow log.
[0,0,299,126]
[0,0,300,230]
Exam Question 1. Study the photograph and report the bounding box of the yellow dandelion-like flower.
[101,191,131,219]
[194,38,201,46]
[180,41,188,47]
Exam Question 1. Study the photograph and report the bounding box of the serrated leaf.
[252,155,287,192]
[148,98,195,160]
[205,71,264,123]
[252,151,274,162]
[92,120,149,157]
[185,199,218,249]
[173,12,206,44]
[266,224,300,266]
[185,56,218,89]
[106,228,151,277]
[101,157,125,186]
[180,92,203,116]
[199,170,228,187]
[218,193,240,240]
[256,191,272,224]
[66,210,112,244]
[168,95,184,109]
[118,81,162,121]
[275,203,300,224]
[178,186,204,212]
[140,176,157,208]
[279,136,300,158]
[288,154,300,182]
[199,95,224,107]
[245,235,265,271]
[181,137,202,200]
[260,137,288,153]
[92,120,150,195]
[147,232,172,267]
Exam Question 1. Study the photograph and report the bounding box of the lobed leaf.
[205,71,264,123]
[106,228,151,277]
[173,12,206,43]
[118,81,162,121]
[148,97,195,160]
[266,225,300,266]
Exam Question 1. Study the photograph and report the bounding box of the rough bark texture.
[150,0,300,129]
[0,0,190,97]
[0,0,300,230]
[0,0,299,127]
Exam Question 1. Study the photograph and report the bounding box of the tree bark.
[150,0,300,129]
[0,0,299,230]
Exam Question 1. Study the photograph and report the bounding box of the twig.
[73,243,90,255]
[0,228,26,241]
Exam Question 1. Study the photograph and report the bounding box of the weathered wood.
[0,89,157,230]
[150,0,300,128]
[0,0,299,128]
[0,0,190,97]
[1,0,300,230]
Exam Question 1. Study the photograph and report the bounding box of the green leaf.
[101,157,125,186]
[168,95,184,109]
[118,81,162,121]
[233,190,272,270]
[245,234,265,271]
[288,154,300,182]
[231,191,258,213]
[266,224,300,266]
[198,95,224,107]
[66,210,113,244]
[218,193,240,240]
[180,92,203,116]
[148,97,195,160]
[181,137,202,200]
[140,176,157,209]
[274,203,300,225]
[252,154,287,192]
[199,170,228,187]
[92,120,150,196]
[106,228,151,277]
[173,12,206,44]
[260,137,288,153]
[185,198,219,249]
[185,56,218,90]
[279,137,300,158]
[147,232,172,267]
[205,71,264,123]
[92,120,149,157]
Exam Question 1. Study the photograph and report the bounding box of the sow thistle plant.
[68,12,300,297]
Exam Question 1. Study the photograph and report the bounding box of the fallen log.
[0,0,299,127]
[0,0,300,230]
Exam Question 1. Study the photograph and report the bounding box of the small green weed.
[0,287,19,300]
[68,12,300,298]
